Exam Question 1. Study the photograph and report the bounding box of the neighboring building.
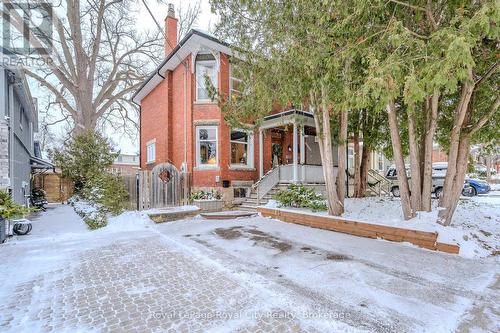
[133,5,338,203]
[346,143,391,176]
[0,67,52,204]
[432,144,448,163]
[110,153,140,176]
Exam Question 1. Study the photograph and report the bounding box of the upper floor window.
[229,63,242,100]
[195,53,217,101]
[196,126,218,167]
[230,129,253,167]
[146,141,156,164]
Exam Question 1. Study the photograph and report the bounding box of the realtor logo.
[2,1,53,56]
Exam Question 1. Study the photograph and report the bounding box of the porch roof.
[260,109,315,130]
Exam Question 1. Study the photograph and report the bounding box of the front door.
[271,129,284,167]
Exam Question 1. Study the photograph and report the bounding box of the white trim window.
[146,142,156,164]
[230,129,253,168]
[347,147,354,169]
[195,53,217,101]
[377,154,384,171]
[196,126,218,167]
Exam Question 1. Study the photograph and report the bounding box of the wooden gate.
[136,163,188,210]
[33,172,74,203]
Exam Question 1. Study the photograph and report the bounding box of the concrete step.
[238,205,258,211]
[240,200,267,207]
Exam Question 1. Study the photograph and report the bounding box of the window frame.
[347,147,354,168]
[377,154,384,171]
[195,57,217,102]
[229,128,253,169]
[229,63,243,99]
[196,126,218,168]
[146,142,156,164]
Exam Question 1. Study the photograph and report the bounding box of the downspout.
[8,77,14,197]
[183,61,188,171]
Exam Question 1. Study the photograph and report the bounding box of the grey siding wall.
[11,87,34,204]
[0,68,37,204]
[0,71,8,189]
[0,122,8,188]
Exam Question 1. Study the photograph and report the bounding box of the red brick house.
[133,6,334,205]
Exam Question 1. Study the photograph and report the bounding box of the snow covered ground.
[0,204,498,332]
[267,193,500,258]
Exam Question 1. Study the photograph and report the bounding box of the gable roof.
[132,29,234,104]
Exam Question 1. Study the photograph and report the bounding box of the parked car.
[465,178,491,196]
[386,163,470,198]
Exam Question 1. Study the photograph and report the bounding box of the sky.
[30,0,217,155]
[117,0,217,154]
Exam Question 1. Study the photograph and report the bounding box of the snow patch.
[265,196,499,258]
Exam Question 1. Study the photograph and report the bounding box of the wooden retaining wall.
[257,207,460,254]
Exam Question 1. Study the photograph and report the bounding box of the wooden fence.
[121,163,190,211]
[33,173,74,203]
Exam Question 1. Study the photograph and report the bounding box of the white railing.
[367,169,391,196]
[279,164,293,182]
[256,166,280,204]
[302,165,326,183]
[280,164,327,183]
[254,164,332,204]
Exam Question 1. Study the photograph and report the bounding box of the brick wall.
[140,80,169,170]
[432,148,448,163]
[140,50,261,203]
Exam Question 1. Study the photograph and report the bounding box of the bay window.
[196,126,218,167]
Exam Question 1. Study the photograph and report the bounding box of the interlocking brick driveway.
[1,233,325,332]
[0,205,497,332]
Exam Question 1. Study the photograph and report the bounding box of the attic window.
[195,53,217,101]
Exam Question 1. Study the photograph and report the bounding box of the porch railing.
[254,164,330,204]
[255,166,280,204]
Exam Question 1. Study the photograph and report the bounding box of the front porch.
[257,109,338,183]
[239,109,338,209]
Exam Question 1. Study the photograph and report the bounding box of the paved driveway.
[0,205,497,332]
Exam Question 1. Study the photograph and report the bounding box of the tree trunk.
[386,100,414,220]
[358,145,371,197]
[353,130,361,197]
[312,89,343,216]
[438,76,474,225]
[421,92,439,211]
[438,136,470,225]
[407,109,422,211]
[337,109,348,204]
[485,155,492,182]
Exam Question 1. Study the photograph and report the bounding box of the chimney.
[165,3,178,55]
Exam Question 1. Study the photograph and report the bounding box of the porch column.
[259,128,264,178]
[293,123,298,182]
[300,127,305,181]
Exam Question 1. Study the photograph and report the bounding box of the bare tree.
[174,0,201,40]
[2,0,162,135]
